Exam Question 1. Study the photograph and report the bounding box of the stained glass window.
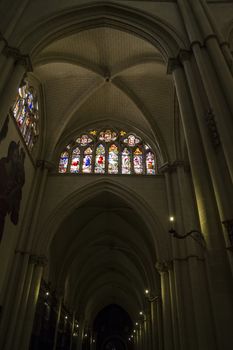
[95,144,105,174]
[58,129,157,175]
[82,147,93,173]
[146,152,156,175]
[70,147,80,173]
[11,81,39,150]
[122,148,131,174]
[133,148,143,174]
[59,152,69,173]
[108,144,119,174]
[76,135,92,146]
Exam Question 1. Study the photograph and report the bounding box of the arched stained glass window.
[70,147,80,173]
[10,81,39,150]
[133,147,143,174]
[82,147,93,173]
[95,144,105,174]
[59,152,69,173]
[146,152,156,175]
[58,129,157,175]
[108,144,118,174]
[122,148,131,175]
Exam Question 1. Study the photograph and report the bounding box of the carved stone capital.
[167,58,182,75]
[36,159,55,172]
[2,46,32,71]
[155,260,173,273]
[29,254,38,265]
[203,34,218,46]
[159,161,190,174]
[158,162,172,174]
[29,254,48,266]
[179,50,192,63]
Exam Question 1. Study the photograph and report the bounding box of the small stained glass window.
[70,147,80,173]
[122,148,131,174]
[11,81,39,151]
[76,135,92,146]
[108,144,119,174]
[59,151,69,173]
[133,148,143,174]
[146,152,156,175]
[82,147,93,173]
[95,144,105,174]
[58,129,157,175]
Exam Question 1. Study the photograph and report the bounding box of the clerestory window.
[10,81,39,151]
[58,129,156,175]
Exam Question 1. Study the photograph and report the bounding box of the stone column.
[139,323,143,350]
[171,62,233,349]
[179,51,233,274]
[20,255,47,350]
[11,255,36,349]
[199,0,233,74]
[0,47,16,94]
[177,0,233,183]
[156,261,174,350]
[0,251,30,349]
[19,160,53,251]
[0,33,7,71]
[0,53,32,130]
[52,295,63,350]
[155,297,163,350]
[69,313,75,350]
[188,0,233,113]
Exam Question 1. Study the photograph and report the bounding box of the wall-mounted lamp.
[169,217,206,248]
[144,289,159,302]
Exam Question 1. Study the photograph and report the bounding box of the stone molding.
[29,254,48,266]
[36,159,55,171]
[155,260,173,273]
[2,42,32,72]
[159,160,190,174]
[205,108,221,149]
[167,57,181,74]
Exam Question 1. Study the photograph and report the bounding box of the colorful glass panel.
[99,130,117,142]
[133,148,143,174]
[76,135,92,146]
[59,151,69,173]
[82,147,93,173]
[11,83,39,150]
[108,144,119,174]
[123,134,140,147]
[122,148,131,174]
[95,144,105,173]
[146,152,156,175]
[70,147,80,173]
[59,129,156,176]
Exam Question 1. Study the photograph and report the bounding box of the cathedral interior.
[0,1,233,350]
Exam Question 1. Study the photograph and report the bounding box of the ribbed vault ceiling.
[49,191,159,322]
[36,26,172,323]
[33,26,175,162]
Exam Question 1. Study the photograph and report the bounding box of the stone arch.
[35,179,170,263]
[18,2,187,59]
